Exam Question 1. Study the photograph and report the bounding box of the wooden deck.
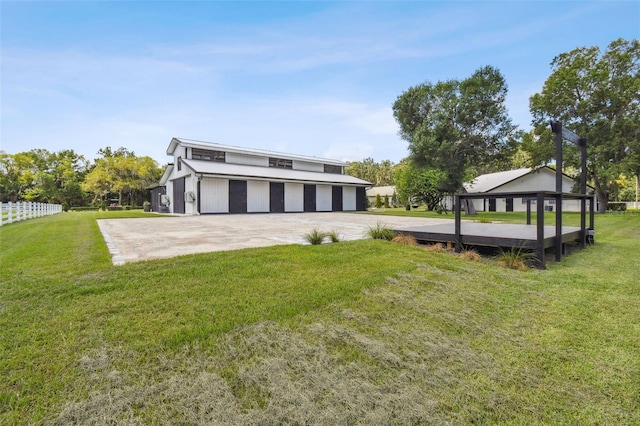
[394,222,583,262]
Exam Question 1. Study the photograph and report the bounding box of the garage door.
[247,180,270,213]
[285,183,304,212]
[200,178,229,213]
[343,186,356,211]
[316,185,332,211]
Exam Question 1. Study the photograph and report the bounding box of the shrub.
[391,235,418,246]
[496,247,535,271]
[607,202,627,212]
[305,229,326,245]
[384,195,390,208]
[70,207,100,212]
[374,194,383,208]
[367,223,396,241]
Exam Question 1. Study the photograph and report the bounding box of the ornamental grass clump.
[391,235,418,246]
[305,229,327,245]
[459,249,482,262]
[325,230,340,243]
[423,243,447,253]
[497,247,535,271]
[367,223,396,241]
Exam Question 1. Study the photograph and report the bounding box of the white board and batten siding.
[284,183,304,212]
[343,186,356,211]
[316,185,332,211]
[226,152,269,167]
[200,178,229,213]
[247,180,270,212]
[292,160,324,173]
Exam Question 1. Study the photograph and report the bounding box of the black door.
[488,198,497,212]
[304,184,316,212]
[332,186,343,211]
[229,180,247,213]
[270,182,284,212]
[506,198,514,212]
[172,178,185,214]
[356,187,367,211]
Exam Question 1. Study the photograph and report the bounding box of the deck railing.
[1,202,63,226]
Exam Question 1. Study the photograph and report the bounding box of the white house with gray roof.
[158,138,371,215]
[464,166,592,212]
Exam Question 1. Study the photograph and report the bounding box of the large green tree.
[529,38,640,211]
[0,149,88,205]
[345,158,395,186]
[83,147,162,206]
[393,160,447,211]
[393,65,519,193]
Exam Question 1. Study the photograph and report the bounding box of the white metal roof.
[464,168,533,193]
[181,159,371,186]
[366,185,396,197]
[167,137,348,166]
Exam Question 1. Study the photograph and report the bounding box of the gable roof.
[464,168,533,193]
[181,158,371,186]
[366,186,396,197]
[167,137,347,166]
[464,166,590,194]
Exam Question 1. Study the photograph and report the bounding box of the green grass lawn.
[1,211,639,424]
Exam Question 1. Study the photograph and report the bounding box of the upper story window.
[324,164,342,174]
[177,157,182,171]
[192,148,225,162]
[269,157,292,169]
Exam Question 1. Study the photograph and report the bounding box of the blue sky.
[2,1,639,166]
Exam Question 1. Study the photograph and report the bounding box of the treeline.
[0,147,163,209]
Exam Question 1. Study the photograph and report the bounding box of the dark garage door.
[172,178,185,214]
[270,182,284,213]
[304,184,316,212]
[229,180,248,213]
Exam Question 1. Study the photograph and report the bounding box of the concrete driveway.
[97,212,452,265]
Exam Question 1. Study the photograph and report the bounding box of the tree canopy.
[394,160,447,211]
[83,147,162,206]
[0,149,88,206]
[345,158,395,186]
[529,38,640,211]
[1,147,163,207]
[393,65,519,193]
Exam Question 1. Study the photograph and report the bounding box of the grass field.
[1,211,639,424]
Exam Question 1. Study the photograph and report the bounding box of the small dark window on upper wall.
[192,148,225,162]
[324,164,342,174]
[269,157,293,169]
[177,157,182,171]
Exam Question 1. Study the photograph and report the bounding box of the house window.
[192,148,225,162]
[177,157,182,171]
[324,164,342,174]
[522,198,536,204]
[269,157,292,169]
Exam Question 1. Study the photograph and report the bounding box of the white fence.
[1,202,63,226]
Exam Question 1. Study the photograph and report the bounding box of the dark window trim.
[192,148,226,162]
[324,164,342,174]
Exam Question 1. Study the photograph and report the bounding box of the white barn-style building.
[463,166,593,212]
[158,138,371,215]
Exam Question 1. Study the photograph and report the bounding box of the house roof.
[464,168,533,193]
[366,185,396,197]
[181,159,371,186]
[167,137,348,166]
[464,166,590,194]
